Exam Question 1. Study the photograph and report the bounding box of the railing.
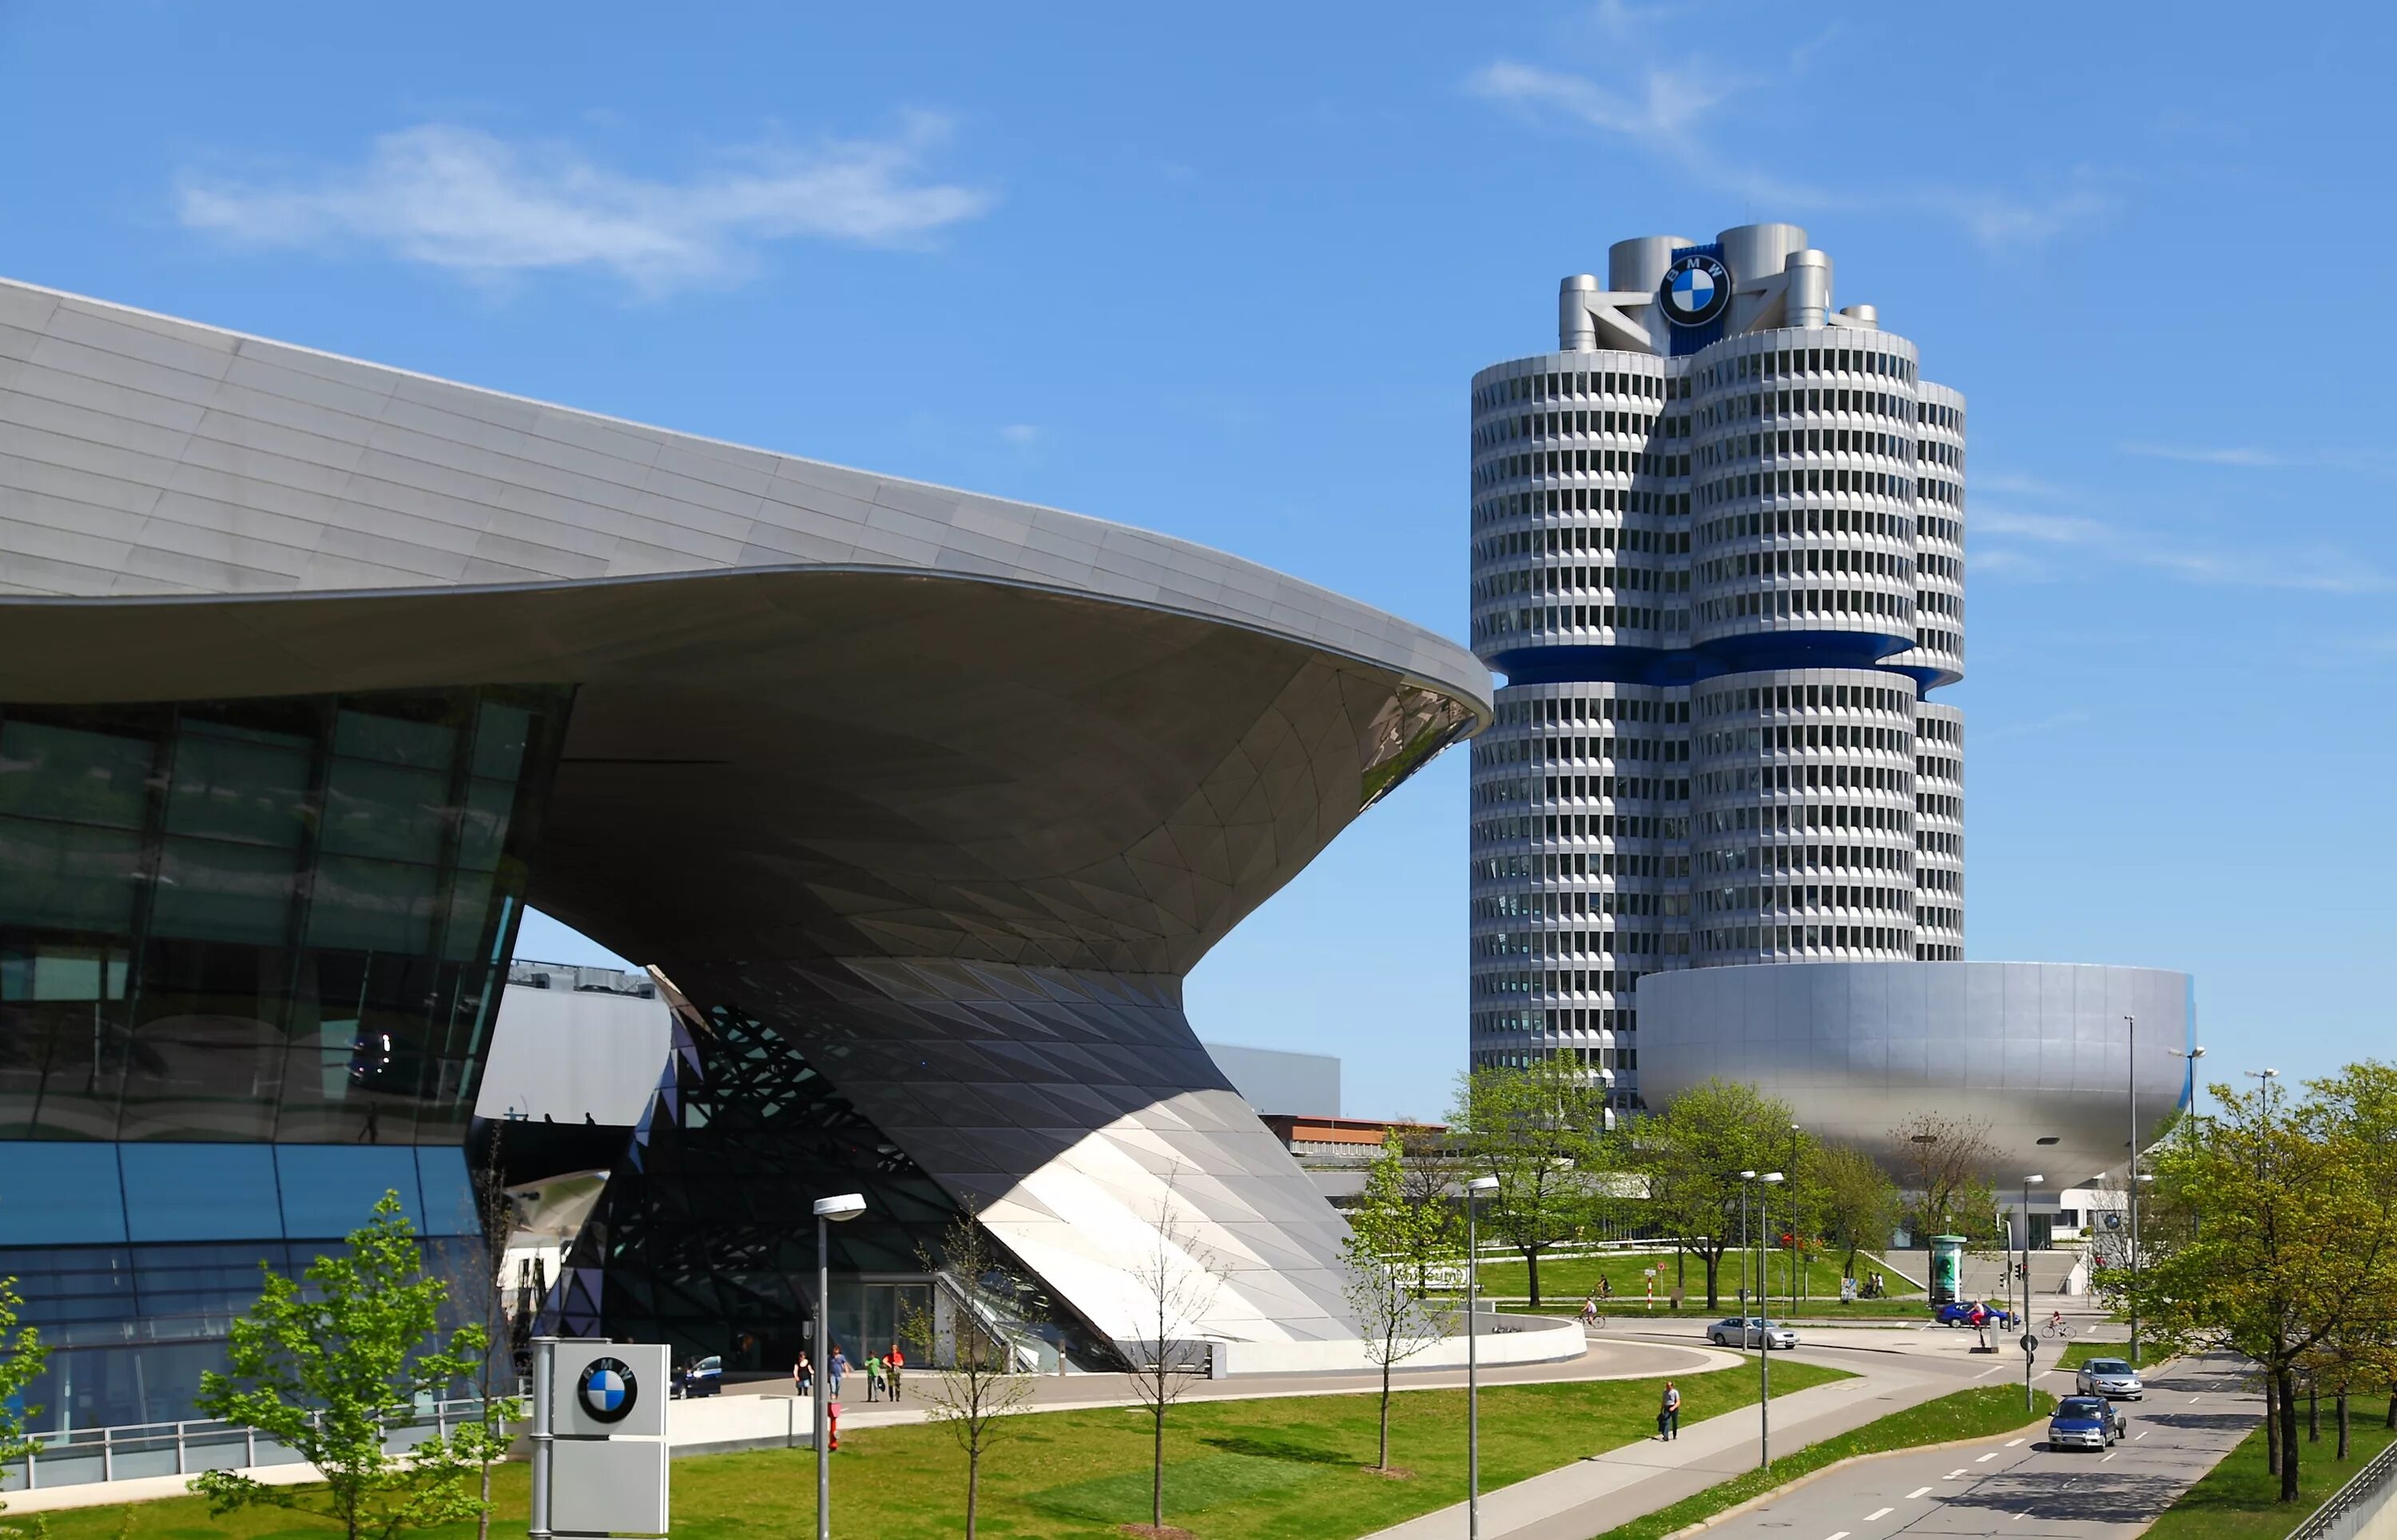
[2291,1435,2397,1540]
[2,1398,495,1494]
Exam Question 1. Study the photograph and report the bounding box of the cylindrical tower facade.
[1469,225,1968,1104]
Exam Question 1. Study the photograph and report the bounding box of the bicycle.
[2042,1317,2074,1340]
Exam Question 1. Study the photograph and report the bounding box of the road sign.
[2020,1332,2039,1357]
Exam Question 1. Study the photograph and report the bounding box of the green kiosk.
[1929,1235,1969,1304]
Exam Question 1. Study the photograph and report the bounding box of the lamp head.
[2025,1174,2045,1185]
[813,1193,868,1222]
[1740,1169,1757,1180]
[1761,1172,1785,1185]
[1466,1175,1499,1193]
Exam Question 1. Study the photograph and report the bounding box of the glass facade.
[0,685,568,1430]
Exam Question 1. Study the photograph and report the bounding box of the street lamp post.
[1789,1124,1802,1313]
[2124,1014,2141,1369]
[1745,1171,1785,1468]
[1738,1169,1755,1312]
[2170,1046,2207,1144]
[1466,1174,1498,1540]
[2021,1175,2044,1412]
[812,1193,866,1540]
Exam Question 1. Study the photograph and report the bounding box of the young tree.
[0,1274,49,1539]
[1812,1143,1902,1280]
[1887,1112,2003,1245]
[453,1130,526,1540]
[1393,1124,1463,1296]
[1342,1132,1458,1472]
[2123,1064,2397,1504]
[194,1192,495,1540]
[896,1201,1043,1540]
[1636,1078,1807,1310]
[1122,1169,1226,1538]
[1450,1054,1612,1309]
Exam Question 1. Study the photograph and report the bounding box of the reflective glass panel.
[118,1143,282,1242]
[276,1145,423,1237]
[0,1142,129,1245]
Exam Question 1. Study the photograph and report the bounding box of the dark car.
[2048,1395,2125,1451]
[673,1355,722,1398]
[1933,1300,2015,1328]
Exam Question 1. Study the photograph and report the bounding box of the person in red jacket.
[885,1343,904,1402]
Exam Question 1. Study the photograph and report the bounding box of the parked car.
[1707,1316,1799,1350]
[1933,1300,2016,1328]
[2047,1395,2126,1451]
[674,1355,722,1398]
[2075,1357,2145,1400]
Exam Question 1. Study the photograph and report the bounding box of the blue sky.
[6,3,2389,1119]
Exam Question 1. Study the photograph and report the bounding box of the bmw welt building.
[0,279,1486,1427]
[1466,224,2190,1185]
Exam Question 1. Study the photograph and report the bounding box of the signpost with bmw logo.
[530,1338,671,1538]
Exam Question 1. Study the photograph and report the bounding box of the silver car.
[1707,1316,1799,1350]
[2075,1356,2145,1400]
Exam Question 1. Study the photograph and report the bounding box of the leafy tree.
[1812,1143,1902,1280]
[1887,1111,2003,1245]
[194,1192,495,1540]
[1450,1054,1612,1309]
[1341,1132,1458,1471]
[1122,1169,1226,1538]
[1636,1078,1807,1310]
[0,1274,49,1540]
[2121,1064,2397,1503]
[1393,1124,1463,1296]
[897,1201,1043,1540]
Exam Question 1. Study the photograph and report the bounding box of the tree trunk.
[2279,1368,2301,1504]
[2386,1387,2395,1429]
[2309,1377,2320,1443]
[2266,1379,2280,1475]
[479,1460,492,1540]
[1152,1399,1166,1530]
[967,1443,980,1540]
[1703,1251,1719,1310]
[1377,1356,1393,1470]
[2338,1393,2351,1461]
[1525,1248,1541,1310]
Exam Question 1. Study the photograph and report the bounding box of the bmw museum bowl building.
[1464,224,2191,1185]
[0,277,1489,1427]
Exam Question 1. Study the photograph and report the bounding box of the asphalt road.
[1692,1354,2258,1540]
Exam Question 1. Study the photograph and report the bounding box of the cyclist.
[1580,1296,1600,1328]
[2047,1309,2069,1336]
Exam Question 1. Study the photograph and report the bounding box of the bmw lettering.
[578,1356,638,1424]
[1658,252,1733,327]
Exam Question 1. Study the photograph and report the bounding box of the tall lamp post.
[2244,1066,2281,1102]
[1744,1170,1785,1467]
[1789,1124,1803,1313]
[2170,1046,2207,1142]
[2020,1175,2044,1411]
[2124,1014,2141,1369]
[812,1193,866,1540]
[1466,1174,1498,1540]
[1738,1169,1755,1311]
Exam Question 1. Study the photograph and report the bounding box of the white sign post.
[528,1338,671,1538]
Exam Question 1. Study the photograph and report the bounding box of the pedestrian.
[866,1354,885,1402]
[793,1351,812,1397]
[829,1344,848,1395]
[1658,1380,1681,1441]
[886,1344,904,1403]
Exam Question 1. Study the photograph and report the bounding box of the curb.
[1659,1416,2052,1539]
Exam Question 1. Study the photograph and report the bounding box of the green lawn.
[1589,1383,2057,1540]
[26,1359,1851,1540]
[1497,1298,1934,1322]
[1456,1250,1919,1308]
[2145,1408,2396,1540]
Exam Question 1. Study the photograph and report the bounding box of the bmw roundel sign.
[577,1355,638,1423]
[1659,253,1734,327]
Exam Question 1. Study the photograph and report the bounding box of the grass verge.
[1459,1251,1918,1307]
[2145,1410,2397,1540]
[1588,1383,2057,1540]
[26,1359,1851,1540]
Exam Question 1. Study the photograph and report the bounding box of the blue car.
[2048,1395,2125,1451]
[1933,1300,2015,1328]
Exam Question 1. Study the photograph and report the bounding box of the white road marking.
[1825,1532,1850,1540]
[2103,1451,2117,1462]
[1864,1508,1893,1521]
[2005,1438,2025,1447]
[1976,1364,2001,1378]
[1945,1468,1968,1478]
[2191,1394,2203,1403]
[2013,1512,2030,1522]
[1977,1452,1999,1463]
[1906,1486,1934,1498]
[2136,1431,2149,1440]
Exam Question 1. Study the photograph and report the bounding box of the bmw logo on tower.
[1658,252,1733,327]
[578,1356,638,1424]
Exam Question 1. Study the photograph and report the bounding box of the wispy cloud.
[1464,34,2106,249]
[1975,508,2109,545]
[1979,708,2092,744]
[2119,442,2284,467]
[1974,500,2392,593]
[177,117,996,295]
[998,423,1041,447]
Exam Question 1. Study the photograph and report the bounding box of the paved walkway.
[1364,1341,1974,1540]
